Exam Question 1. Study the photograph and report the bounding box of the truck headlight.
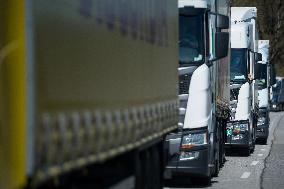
[179,151,200,161]
[257,117,266,126]
[181,130,208,149]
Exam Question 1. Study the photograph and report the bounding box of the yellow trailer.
[0,0,27,188]
[0,0,178,188]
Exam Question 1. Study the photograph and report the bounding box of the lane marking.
[241,172,251,179]
[258,154,264,157]
[251,160,259,166]
[261,149,265,151]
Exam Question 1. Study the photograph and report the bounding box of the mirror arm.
[248,78,254,84]
[206,56,219,67]
[206,59,213,67]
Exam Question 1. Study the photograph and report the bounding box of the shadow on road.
[255,138,268,145]
[164,177,218,188]
[225,148,254,157]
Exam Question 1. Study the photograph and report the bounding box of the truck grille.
[179,74,192,94]
[230,88,239,101]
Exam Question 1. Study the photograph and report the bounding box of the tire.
[135,144,163,189]
[135,151,143,189]
[135,149,150,189]
[263,138,268,145]
[220,120,226,166]
[251,117,256,151]
[151,146,162,189]
[251,136,255,152]
[258,138,268,145]
[250,134,255,153]
[225,147,231,156]
[243,147,250,156]
[212,122,220,177]
[250,146,255,153]
[212,159,220,177]
[197,177,211,186]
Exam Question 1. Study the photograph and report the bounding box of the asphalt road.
[164,112,284,189]
[262,112,284,189]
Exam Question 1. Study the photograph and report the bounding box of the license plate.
[232,135,240,140]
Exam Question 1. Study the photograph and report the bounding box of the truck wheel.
[135,144,163,189]
[213,123,220,177]
[251,136,255,153]
[151,146,162,189]
[225,147,231,156]
[135,149,151,189]
[144,150,152,189]
[135,151,143,189]
[212,159,220,177]
[197,177,211,186]
[220,120,226,166]
[259,138,268,145]
[243,147,250,156]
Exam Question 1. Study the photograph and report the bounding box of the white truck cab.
[164,0,230,183]
[256,40,270,143]
[226,7,262,155]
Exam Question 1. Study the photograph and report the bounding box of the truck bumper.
[225,134,250,148]
[271,103,280,111]
[256,109,269,139]
[256,124,269,139]
[164,146,210,179]
[225,120,250,148]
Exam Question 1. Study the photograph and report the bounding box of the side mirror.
[254,63,261,80]
[215,32,229,59]
[270,65,277,85]
[216,14,229,29]
[259,63,267,80]
[255,52,262,62]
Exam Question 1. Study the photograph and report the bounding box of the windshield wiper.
[179,60,198,64]
[179,60,203,65]
[230,79,246,84]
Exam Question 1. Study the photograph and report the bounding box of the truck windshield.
[230,48,248,81]
[272,80,281,102]
[258,64,267,88]
[179,15,204,65]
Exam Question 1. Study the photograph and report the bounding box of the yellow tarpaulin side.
[0,0,27,188]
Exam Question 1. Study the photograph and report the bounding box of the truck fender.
[183,64,211,129]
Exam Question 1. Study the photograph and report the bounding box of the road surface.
[164,112,284,189]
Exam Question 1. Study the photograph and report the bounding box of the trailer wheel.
[258,138,267,145]
[212,159,220,177]
[220,120,226,166]
[135,142,163,189]
[135,151,143,189]
[135,149,150,189]
[197,176,211,186]
[212,122,220,177]
[243,147,250,156]
[151,145,162,189]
